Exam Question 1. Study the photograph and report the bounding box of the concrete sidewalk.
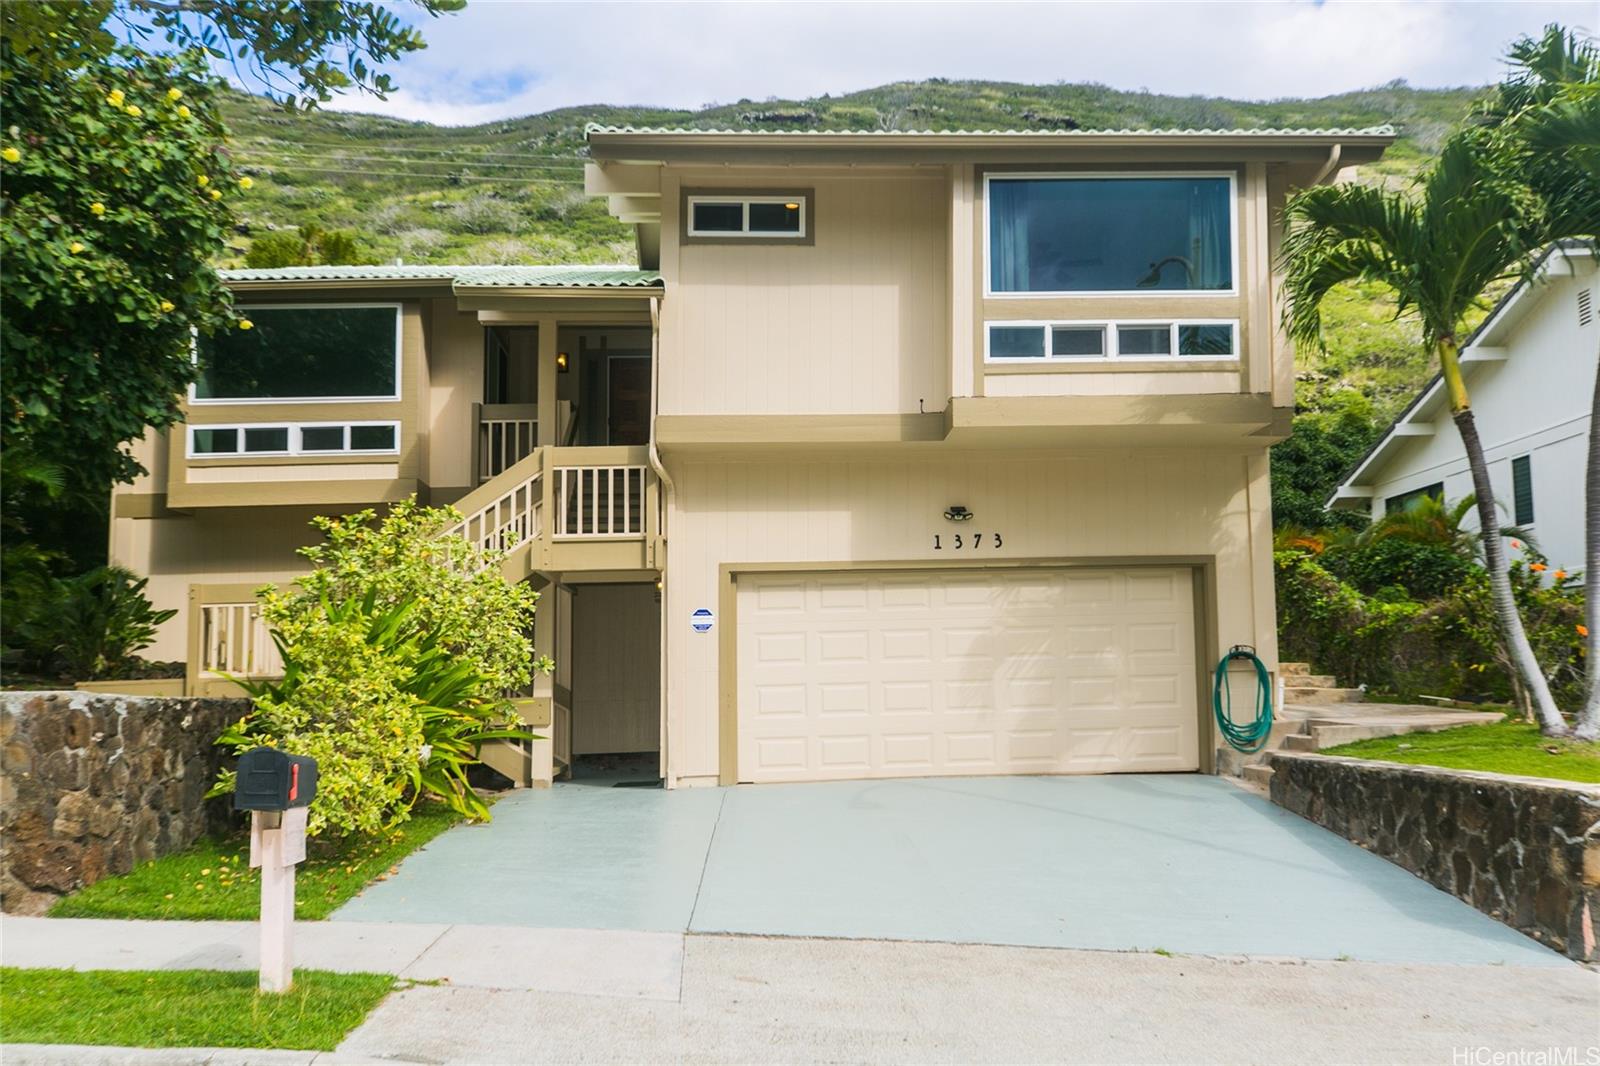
[0,916,684,1000]
[6,933,1598,1065]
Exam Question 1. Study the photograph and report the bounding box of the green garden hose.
[1213,645,1274,753]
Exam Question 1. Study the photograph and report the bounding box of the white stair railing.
[199,601,283,678]
[445,462,545,564]
[476,405,539,483]
[553,465,646,539]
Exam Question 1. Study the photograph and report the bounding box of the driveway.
[332,774,1564,966]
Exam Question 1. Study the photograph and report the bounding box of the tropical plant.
[212,499,545,835]
[4,566,176,680]
[1359,493,1531,560]
[1477,25,1600,737]
[1281,132,1570,734]
[217,592,530,833]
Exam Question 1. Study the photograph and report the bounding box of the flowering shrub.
[1276,548,1586,714]
[214,499,546,836]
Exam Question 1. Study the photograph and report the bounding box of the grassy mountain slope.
[221,78,1488,423]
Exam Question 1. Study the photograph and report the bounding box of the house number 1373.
[933,532,1002,550]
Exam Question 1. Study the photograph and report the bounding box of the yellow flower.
[196,174,209,187]
[68,241,84,254]
[164,893,174,900]
[238,319,253,330]
[238,176,254,190]
[167,87,183,102]
[176,105,192,119]
[1,147,19,163]
[200,868,211,876]
[160,299,175,313]
[90,202,105,216]
[106,89,125,107]
[209,188,221,200]
[124,105,142,118]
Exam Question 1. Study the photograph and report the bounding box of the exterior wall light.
[944,505,973,522]
[557,351,570,372]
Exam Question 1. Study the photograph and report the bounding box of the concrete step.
[1214,721,1311,776]
[1280,732,1321,752]
[1283,685,1365,705]
[1290,674,1340,689]
[1241,763,1275,788]
[1279,662,1312,677]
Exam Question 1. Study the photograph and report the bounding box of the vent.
[1581,288,1593,328]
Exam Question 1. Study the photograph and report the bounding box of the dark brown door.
[607,358,651,445]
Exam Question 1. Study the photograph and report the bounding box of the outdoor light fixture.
[944,505,973,522]
[557,351,570,372]
[784,202,799,210]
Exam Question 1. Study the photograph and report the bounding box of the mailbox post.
[234,747,318,993]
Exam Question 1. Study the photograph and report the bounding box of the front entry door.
[607,357,651,445]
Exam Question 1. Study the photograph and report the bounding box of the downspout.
[1309,143,1344,186]
[647,295,675,785]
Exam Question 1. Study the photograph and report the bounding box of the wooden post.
[250,808,307,993]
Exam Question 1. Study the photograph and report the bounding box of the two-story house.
[109,124,1394,788]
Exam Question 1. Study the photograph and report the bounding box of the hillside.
[221,77,1488,422]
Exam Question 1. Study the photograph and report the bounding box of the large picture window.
[193,304,401,402]
[987,174,1235,295]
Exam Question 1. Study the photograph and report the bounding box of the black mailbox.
[233,747,318,812]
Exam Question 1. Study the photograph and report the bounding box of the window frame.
[1384,482,1444,515]
[680,188,815,245]
[186,420,402,459]
[188,302,404,406]
[983,318,1240,363]
[982,170,1240,299]
[686,194,807,239]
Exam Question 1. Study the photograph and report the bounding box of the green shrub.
[1322,536,1474,600]
[1275,548,1586,711]
[3,566,175,681]
[214,499,546,836]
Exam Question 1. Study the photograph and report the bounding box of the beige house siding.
[110,507,322,661]
[425,298,487,499]
[658,168,950,417]
[659,447,1277,787]
[571,583,661,754]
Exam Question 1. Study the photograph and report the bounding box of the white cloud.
[317,0,1596,126]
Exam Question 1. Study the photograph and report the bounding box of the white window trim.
[187,420,401,458]
[982,171,1240,299]
[984,319,1240,363]
[686,195,807,239]
[188,302,404,406]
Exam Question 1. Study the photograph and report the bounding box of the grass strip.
[50,802,462,920]
[1321,719,1600,784]
[0,967,395,1050]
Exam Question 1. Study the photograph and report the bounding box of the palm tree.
[1281,135,1570,736]
[1480,26,1600,738]
[1363,493,1532,561]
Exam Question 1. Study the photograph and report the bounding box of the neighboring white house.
[1329,243,1597,574]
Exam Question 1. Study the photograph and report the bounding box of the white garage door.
[736,567,1199,783]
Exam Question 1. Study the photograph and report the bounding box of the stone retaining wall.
[0,691,247,914]
[1270,751,1600,962]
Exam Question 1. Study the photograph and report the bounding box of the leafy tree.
[244,224,373,268]
[1269,392,1378,530]
[0,0,461,510]
[1281,135,1570,734]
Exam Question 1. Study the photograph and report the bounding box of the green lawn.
[50,803,462,920]
[1321,719,1600,784]
[0,968,395,1050]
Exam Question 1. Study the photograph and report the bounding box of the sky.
[310,0,1597,127]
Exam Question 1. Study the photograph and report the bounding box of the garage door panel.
[737,567,1199,783]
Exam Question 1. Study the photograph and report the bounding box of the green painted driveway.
[332,774,1567,966]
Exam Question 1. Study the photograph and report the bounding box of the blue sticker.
[690,608,715,633]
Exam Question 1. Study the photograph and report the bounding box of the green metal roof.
[220,265,662,289]
[585,124,1396,138]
